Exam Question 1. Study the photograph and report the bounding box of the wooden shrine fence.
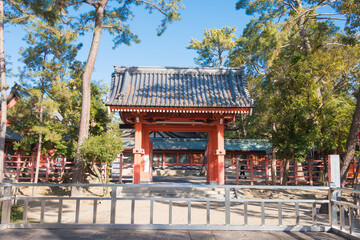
[2,154,359,185]
[225,158,360,186]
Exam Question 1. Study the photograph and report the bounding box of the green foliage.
[334,0,360,33]
[8,19,111,158]
[0,204,24,222]
[187,26,236,67]
[79,119,123,184]
[230,0,359,163]
[8,19,80,155]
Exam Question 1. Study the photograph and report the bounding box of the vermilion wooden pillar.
[205,142,210,183]
[207,129,217,184]
[216,119,225,185]
[149,141,153,182]
[133,117,144,184]
[142,128,151,183]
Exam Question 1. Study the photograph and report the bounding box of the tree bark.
[72,1,107,189]
[352,158,360,187]
[32,101,43,196]
[0,0,6,184]
[271,148,277,185]
[340,90,360,187]
[282,159,290,186]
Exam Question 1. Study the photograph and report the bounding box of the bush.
[0,204,24,222]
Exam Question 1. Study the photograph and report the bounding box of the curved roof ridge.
[114,65,244,74]
[107,66,253,109]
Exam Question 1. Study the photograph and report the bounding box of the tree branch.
[135,0,170,17]
[279,0,298,13]
[309,13,343,17]
[102,24,125,32]
[315,17,347,21]
[320,42,347,47]
[251,61,265,75]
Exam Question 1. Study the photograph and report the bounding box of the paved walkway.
[0,229,348,240]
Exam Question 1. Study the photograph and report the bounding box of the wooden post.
[207,130,216,184]
[205,142,210,183]
[309,159,313,186]
[329,155,341,227]
[1,179,12,226]
[30,156,34,182]
[236,158,239,185]
[149,141,153,182]
[16,154,20,181]
[280,161,283,185]
[250,158,254,185]
[45,156,49,182]
[216,119,225,185]
[295,161,298,185]
[162,151,165,169]
[265,157,269,185]
[133,117,143,184]
[141,128,151,183]
[119,154,123,183]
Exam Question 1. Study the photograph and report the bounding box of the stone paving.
[0,229,348,240]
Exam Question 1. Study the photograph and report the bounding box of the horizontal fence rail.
[328,187,360,239]
[0,183,332,230]
[1,183,359,238]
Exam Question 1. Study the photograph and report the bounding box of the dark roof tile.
[106,66,253,108]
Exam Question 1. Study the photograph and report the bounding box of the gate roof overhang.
[106,66,254,127]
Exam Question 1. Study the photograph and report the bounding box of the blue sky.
[5,0,251,90]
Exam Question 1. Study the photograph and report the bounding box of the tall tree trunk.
[32,101,43,196]
[322,154,328,186]
[340,90,360,187]
[0,0,6,184]
[352,158,360,187]
[32,61,45,196]
[72,2,107,192]
[296,0,312,53]
[282,159,290,186]
[271,148,277,185]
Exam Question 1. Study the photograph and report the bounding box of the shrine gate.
[106,66,253,184]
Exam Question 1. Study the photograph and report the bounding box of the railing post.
[110,186,117,224]
[225,187,230,225]
[1,179,13,226]
[328,155,341,228]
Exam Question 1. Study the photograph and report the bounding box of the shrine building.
[106,66,254,184]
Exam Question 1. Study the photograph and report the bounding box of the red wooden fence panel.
[2,154,360,185]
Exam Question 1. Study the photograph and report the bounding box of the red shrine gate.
[106,66,253,184]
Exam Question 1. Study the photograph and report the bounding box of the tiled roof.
[6,129,22,141]
[106,66,253,108]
